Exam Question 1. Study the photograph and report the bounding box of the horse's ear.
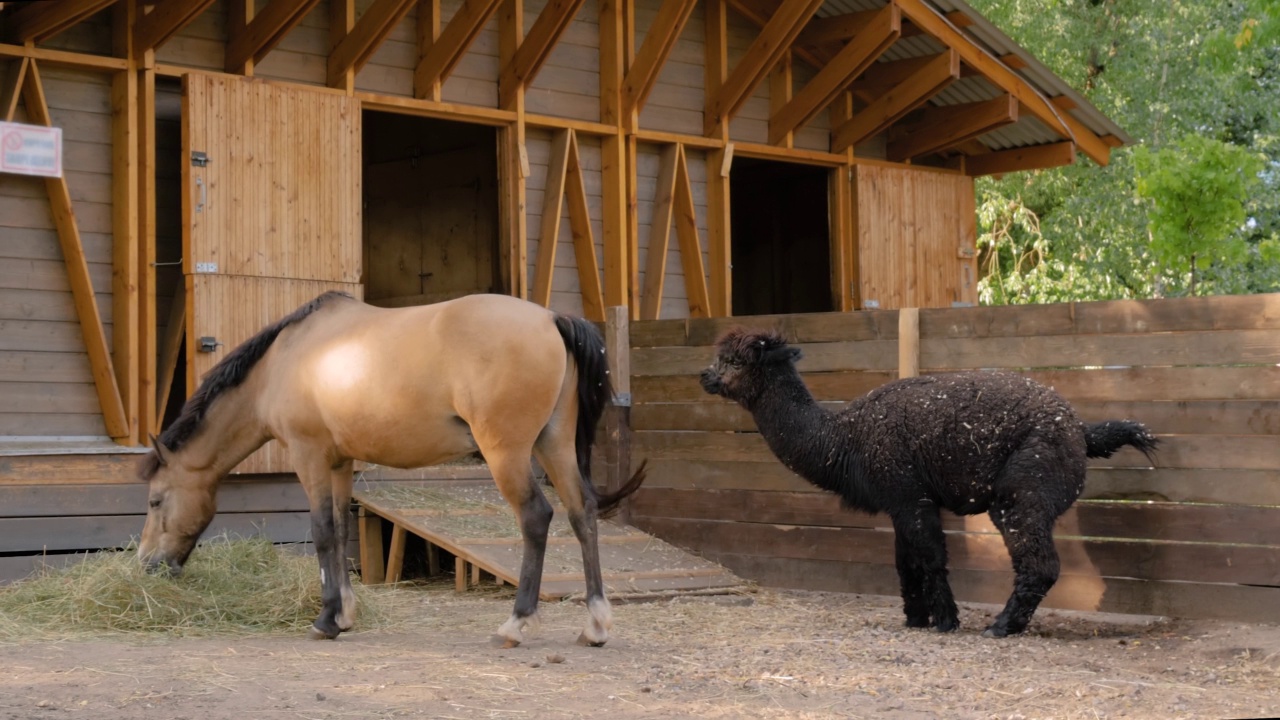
[149,434,171,466]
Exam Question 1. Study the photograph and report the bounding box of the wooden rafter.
[896,0,1110,165]
[532,130,572,307]
[225,0,322,74]
[19,61,128,437]
[414,0,503,99]
[768,2,899,146]
[640,144,679,320]
[415,0,441,100]
[887,94,1017,162]
[622,0,697,120]
[529,129,604,320]
[849,53,954,102]
[327,0,416,87]
[672,145,710,318]
[704,0,824,136]
[831,48,958,154]
[966,141,1075,177]
[725,0,826,70]
[498,0,586,109]
[133,0,217,56]
[4,0,118,44]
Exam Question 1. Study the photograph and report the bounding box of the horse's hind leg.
[535,438,611,647]
[486,447,552,648]
[294,450,356,640]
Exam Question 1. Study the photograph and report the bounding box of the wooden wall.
[854,162,978,311]
[627,293,1280,622]
[0,64,114,439]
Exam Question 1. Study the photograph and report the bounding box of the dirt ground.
[2,578,1278,720]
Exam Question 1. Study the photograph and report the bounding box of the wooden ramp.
[354,482,744,600]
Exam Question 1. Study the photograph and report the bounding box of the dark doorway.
[730,157,832,316]
[362,112,500,306]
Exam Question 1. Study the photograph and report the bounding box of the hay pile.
[0,535,398,640]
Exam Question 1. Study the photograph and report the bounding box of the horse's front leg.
[294,450,355,640]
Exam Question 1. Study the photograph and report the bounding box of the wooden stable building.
[28,0,1279,624]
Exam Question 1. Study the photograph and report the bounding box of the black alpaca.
[700,329,1159,638]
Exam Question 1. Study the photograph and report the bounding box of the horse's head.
[137,435,218,575]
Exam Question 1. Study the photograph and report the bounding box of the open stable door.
[182,74,362,473]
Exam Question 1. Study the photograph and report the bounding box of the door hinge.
[191,151,209,167]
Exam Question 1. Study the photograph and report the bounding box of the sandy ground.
[2,579,1278,720]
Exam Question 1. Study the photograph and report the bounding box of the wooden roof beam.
[966,141,1075,176]
[832,48,958,153]
[768,2,899,146]
[498,0,587,109]
[726,0,829,71]
[704,0,825,136]
[414,0,503,99]
[134,0,217,56]
[5,0,119,43]
[887,93,1017,162]
[622,0,698,119]
[896,0,1110,166]
[225,0,322,74]
[327,0,416,88]
[796,9,938,49]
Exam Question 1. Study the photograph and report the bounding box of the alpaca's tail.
[1084,420,1160,462]
[553,314,648,519]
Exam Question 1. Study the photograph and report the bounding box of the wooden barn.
[3,0,1277,623]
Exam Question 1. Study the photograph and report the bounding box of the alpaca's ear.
[764,345,802,364]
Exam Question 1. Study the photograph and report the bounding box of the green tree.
[968,0,1279,303]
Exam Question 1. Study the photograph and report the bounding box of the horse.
[137,291,647,647]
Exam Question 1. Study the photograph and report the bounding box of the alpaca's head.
[700,329,802,405]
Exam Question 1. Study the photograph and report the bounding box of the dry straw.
[0,534,402,641]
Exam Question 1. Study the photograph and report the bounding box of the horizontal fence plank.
[634,430,1263,470]
[631,488,1280,545]
[712,553,1280,624]
[0,480,312,518]
[921,329,1280,371]
[636,516,1280,586]
[631,309,901,348]
[0,453,145,485]
[634,366,1280,404]
[918,293,1280,339]
[632,339,899,377]
[0,511,314,553]
[633,400,1280,435]
[634,370,895,403]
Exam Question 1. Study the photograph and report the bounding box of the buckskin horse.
[137,292,646,647]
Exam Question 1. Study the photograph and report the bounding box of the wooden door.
[182,74,362,472]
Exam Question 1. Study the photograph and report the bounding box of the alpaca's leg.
[893,527,929,628]
[985,504,1060,638]
[892,507,959,632]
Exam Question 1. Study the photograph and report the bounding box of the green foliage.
[968,0,1280,303]
[1133,134,1265,293]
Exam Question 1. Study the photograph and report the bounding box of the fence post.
[898,307,919,379]
[604,306,633,524]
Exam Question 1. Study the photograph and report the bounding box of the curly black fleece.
[701,329,1159,638]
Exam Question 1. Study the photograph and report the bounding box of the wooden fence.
[626,293,1280,622]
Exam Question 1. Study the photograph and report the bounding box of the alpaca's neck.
[748,370,858,498]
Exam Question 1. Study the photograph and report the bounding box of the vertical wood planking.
[639,143,678,320]
[672,145,709,317]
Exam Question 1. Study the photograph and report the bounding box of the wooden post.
[603,306,633,524]
[455,556,468,592]
[357,505,385,584]
[386,523,407,583]
[898,307,919,379]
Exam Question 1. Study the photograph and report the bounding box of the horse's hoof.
[308,625,339,640]
[501,638,521,649]
[576,632,606,648]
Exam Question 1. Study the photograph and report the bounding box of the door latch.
[191,151,209,167]
[197,336,223,353]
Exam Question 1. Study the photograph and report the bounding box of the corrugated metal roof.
[815,0,1131,156]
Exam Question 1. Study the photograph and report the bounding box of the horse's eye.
[149,498,162,509]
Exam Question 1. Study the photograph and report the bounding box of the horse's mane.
[139,290,353,480]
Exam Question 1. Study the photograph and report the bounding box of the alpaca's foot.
[981,617,1026,638]
[933,615,959,633]
[904,614,930,629]
[496,611,541,648]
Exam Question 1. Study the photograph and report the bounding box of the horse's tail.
[553,314,648,519]
[1084,420,1160,462]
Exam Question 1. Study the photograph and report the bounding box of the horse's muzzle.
[699,368,724,395]
[143,557,183,577]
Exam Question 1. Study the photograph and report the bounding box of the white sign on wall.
[0,121,62,178]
